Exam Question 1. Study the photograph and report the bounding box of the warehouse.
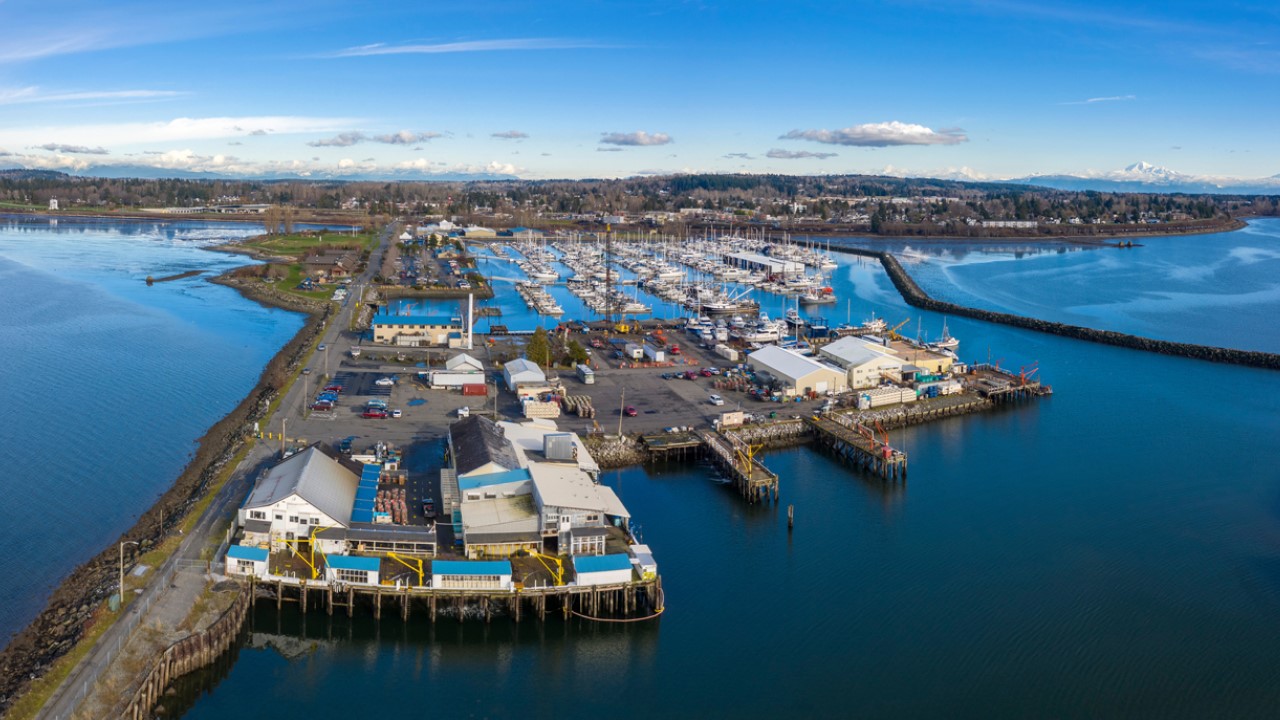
[237,445,360,552]
[818,336,905,389]
[429,352,486,388]
[324,555,381,586]
[371,314,463,347]
[503,358,546,393]
[431,560,513,590]
[747,345,849,396]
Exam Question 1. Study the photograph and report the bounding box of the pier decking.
[256,575,663,623]
[806,414,908,481]
[697,429,779,503]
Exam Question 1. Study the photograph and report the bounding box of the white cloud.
[371,130,442,144]
[781,121,967,147]
[492,130,529,139]
[327,38,604,58]
[723,152,754,160]
[308,131,366,147]
[766,148,837,159]
[600,131,672,147]
[33,143,109,155]
[1061,94,1136,105]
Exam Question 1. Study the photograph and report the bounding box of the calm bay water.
[0,216,305,645]
[174,222,1280,717]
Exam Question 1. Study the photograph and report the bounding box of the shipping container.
[576,364,595,384]
[623,342,644,360]
[714,344,740,363]
[643,344,665,363]
[461,383,488,396]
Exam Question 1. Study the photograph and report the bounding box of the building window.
[288,515,299,524]
[584,514,600,523]
[249,511,266,520]
[236,559,256,574]
[310,517,321,525]
[274,514,283,521]
[335,569,369,584]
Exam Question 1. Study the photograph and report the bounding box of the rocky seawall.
[0,273,330,714]
[831,247,1280,371]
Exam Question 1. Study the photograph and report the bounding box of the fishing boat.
[799,285,837,305]
[930,319,960,351]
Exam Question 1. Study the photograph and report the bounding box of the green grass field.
[241,231,377,257]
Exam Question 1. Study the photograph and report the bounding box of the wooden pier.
[640,431,703,461]
[806,414,908,481]
[257,575,663,623]
[696,429,779,503]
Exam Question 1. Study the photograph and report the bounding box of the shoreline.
[0,262,331,714]
[829,246,1280,370]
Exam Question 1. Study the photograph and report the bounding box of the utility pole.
[302,374,309,417]
[280,417,287,458]
[617,387,626,438]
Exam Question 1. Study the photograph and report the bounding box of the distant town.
[3,169,1273,240]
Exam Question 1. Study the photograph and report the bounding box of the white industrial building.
[573,554,635,586]
[432,560,513,590]
[818,336,905,389]
[238,446,360,552]
[746,345,848,396]
[226,545,268,577]
[503,358,547,392]
[445,416,629,558]
[323,555,381,586]
[429,352,485,388]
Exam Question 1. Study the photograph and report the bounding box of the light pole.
[119,540,140,610]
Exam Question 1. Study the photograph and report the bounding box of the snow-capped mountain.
[1008,162,1280,194]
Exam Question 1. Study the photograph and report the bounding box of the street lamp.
[118,540,140,611]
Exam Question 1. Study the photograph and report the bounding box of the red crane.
[1019,362,1039,386]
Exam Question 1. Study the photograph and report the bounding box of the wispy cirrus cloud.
[492,130,529,139]
[781,121,967,147]
[308,130,442,147]
[33,143,109,154]
[0,116,358,150]
[0,86,184,105]
[766,148,837,159]
[325,38,605,58]
[724,152,754,160]
[1060,94,1136,105]
[600,131,672,147]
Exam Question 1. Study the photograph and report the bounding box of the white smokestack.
[467,293,474,349]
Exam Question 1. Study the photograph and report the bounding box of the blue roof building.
[432,560,513,590]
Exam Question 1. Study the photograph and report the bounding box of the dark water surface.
[174,223,1280,717]
[0,217,305,644]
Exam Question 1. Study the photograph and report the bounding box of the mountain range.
[1006,162,1280,195]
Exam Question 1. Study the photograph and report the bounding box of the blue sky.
[0,0,1276,181]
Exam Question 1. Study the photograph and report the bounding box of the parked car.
[684,370,699,380]
[324,384,344,393]
[366,398,388,409]
[390,409,402,418]
[623,406,638,417]
[709,394,725,406]
[423,500,437,519]
[700,369,714,377]
[362,408,388,419]
[457,406,470,418]
[375,377,395,387]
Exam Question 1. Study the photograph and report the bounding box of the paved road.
[37,222,396,720]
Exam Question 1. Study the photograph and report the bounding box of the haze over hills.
[1,159,1277,196]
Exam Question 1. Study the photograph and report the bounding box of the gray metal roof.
[243,519,272,534]
[748,345,844,383]
[450,415,523,476]
[243,446,359,527]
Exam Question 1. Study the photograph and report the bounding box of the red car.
[362,409,388,419]
[324,384,344,393]
[622,406,638,417]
